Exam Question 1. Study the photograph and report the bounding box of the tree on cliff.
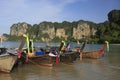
[108,10,120,24]
[96,9,120,43]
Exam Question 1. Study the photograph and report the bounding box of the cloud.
[0,0,27,15]
[0,0,86,24]
[0,0,87,34]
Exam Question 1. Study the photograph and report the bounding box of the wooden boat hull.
[60,51,77,63]
[72,42,106,59]
[25,52,77,67]
[0,55,17,73]
[82,50,101,59]
[27,55,56,67]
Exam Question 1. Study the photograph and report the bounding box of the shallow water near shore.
[0,42,120,80]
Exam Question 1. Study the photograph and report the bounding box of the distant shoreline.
[110,44,120,45]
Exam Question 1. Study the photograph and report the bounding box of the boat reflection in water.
[1,57,120,80]
[0,74,13,80]
[3,63,78,80]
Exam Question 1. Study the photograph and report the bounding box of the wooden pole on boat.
[59,40,66,53]
[25,34,30,54]
[31,39,34,53]
[17,34,27,60]
[29,39,34,53]
[105,41,109,52]
[61,40,66,51]
[79,41,86,60]
[56,54,59,66]
[18,34,26,51]
[0,37,2,47]
[80,41,86,51]
[77,40,80,44]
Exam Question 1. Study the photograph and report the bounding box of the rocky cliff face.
[42,27,55,39]
[73,23,90,39]
[10,22,30,36]
[56,28,68,40]
[10,21,96,41]
[38,22,55,40]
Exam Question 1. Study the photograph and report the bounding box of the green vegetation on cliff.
[3,10,120,43]
[96,10,120,43]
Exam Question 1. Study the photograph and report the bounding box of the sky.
[0,0,120,35]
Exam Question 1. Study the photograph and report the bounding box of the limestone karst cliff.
[9,21,96,41]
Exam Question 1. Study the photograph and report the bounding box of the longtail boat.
[27,47,57,67]
[82,41,109,59]
[82,49,104,59]
[72,41,109,59]
[27,54,56,67]
[19,34,89,67]
[18,34,57,67]
[24,46,76,66]
[0,48,18,73]
[58,41,78,63]
[0,37,18,73]
[19,35,79,66]
[29,41,85,65]
[59,51,78,63]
